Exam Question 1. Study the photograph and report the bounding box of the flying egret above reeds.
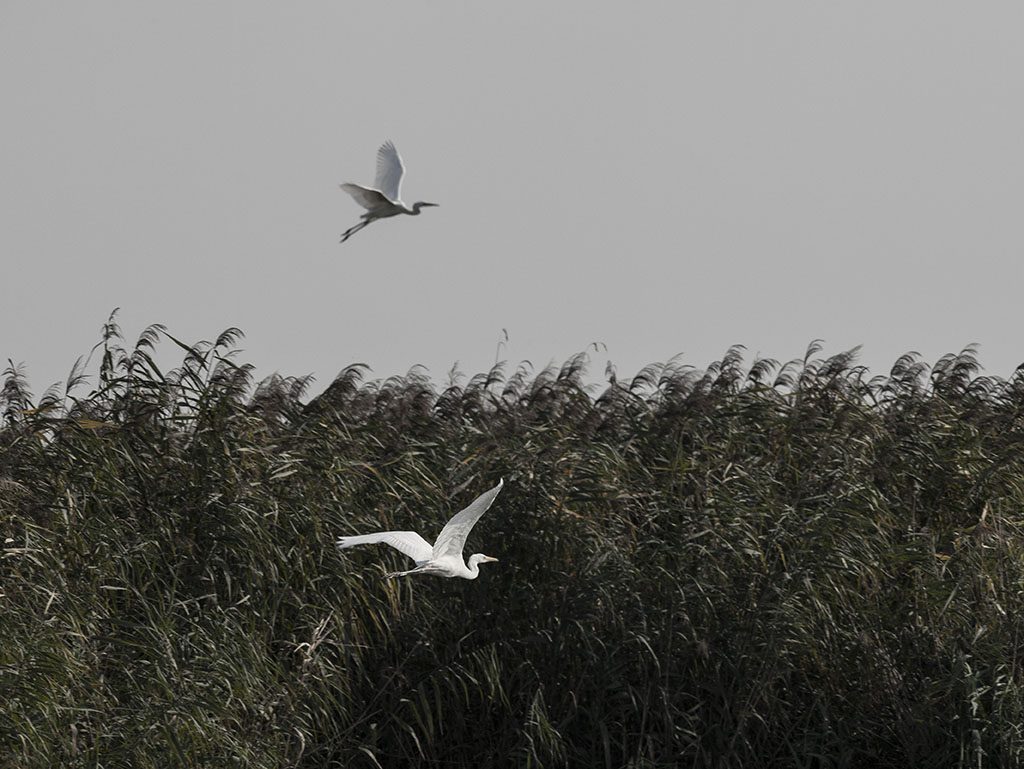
[336,479,503,579]
[339,140,439,243]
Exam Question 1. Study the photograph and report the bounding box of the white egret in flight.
[339,140,439,243]
[336,479,504,579]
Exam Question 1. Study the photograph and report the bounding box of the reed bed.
[2,315,1023,767]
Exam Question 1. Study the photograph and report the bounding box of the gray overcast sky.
[2,3,1023,394]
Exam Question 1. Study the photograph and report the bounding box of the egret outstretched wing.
[374,140,405,202]
[340,183,390,212]
[336,531,433,564]
[432,479,504,559]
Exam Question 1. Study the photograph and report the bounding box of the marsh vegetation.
[3,314,1024,767]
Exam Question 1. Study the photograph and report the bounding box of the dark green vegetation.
[3,316,1024,768]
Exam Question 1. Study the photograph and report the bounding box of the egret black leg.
[340,220,371,243]
[383,564,430,579]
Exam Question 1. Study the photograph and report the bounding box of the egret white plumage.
[336,479,503,579]
[339,141,438,243]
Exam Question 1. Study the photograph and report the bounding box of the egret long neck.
[464,555,483,579]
